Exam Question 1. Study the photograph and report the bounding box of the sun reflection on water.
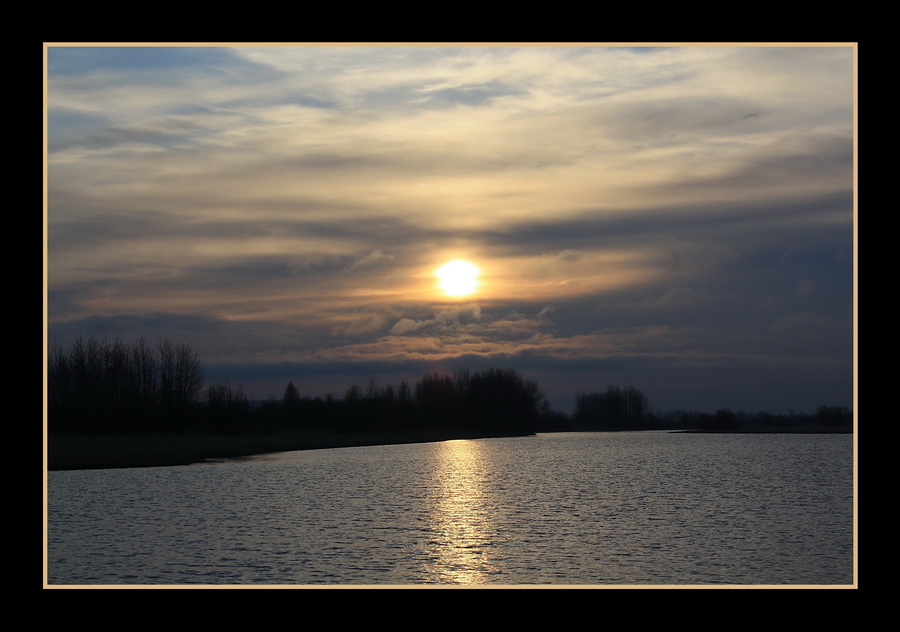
[422,439,500,584]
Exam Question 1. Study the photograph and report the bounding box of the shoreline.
[46,429,533,472]
[46,425,851,472]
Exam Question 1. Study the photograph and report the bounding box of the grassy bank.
[46,429,532,471]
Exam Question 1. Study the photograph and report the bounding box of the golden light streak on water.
[422,439,500,584]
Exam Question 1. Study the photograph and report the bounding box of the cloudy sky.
[44,43,856,414]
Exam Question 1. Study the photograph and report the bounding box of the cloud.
[389,304,482,335]
[332,313,389,336]
[45,44,855,413]
[348,249,394,270]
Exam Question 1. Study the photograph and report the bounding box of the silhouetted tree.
[701,408,740,430]
[815,405,853,427]
[283,381,301,403]
[412,367,542,432]
[48,335,203,433]
[464,367,544,431]
[158,340,203,417]
[575,385,650,428]
[415,371,461,427]
[205,381,250,432]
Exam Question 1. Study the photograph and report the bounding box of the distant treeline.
[47,335,853,436]
[660,405,854,431]
[47,336,547,435]
[48,336,203,434]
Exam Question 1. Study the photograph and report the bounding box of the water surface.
[46,432,855,586]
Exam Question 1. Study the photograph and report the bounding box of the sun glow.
[437,260,480,297]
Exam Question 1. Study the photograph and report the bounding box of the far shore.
[46,429,532,472]
[46,425,852,472]
[674,426,852,434]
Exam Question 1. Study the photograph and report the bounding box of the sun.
[436,260,480,297]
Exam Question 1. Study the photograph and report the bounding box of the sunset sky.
[44,43,856,414]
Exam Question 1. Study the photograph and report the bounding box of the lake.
[45,431,855,586]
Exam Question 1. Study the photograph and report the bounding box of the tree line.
[47,336,548,436]
[47,335,853,436]
[48,336,203,433]
[256,367,547,436]
[663,406,853,431]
